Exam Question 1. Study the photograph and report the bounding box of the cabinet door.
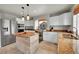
[58,14,64,25]
[49,16,59,25]
[49,15,64,25]
[25,20,34,26]
[43,32,58,43]
[63,12,73,25]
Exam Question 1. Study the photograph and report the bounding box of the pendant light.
[21,6,25,21]
[27,14,30,20]
[22,16,24,21]
[26,4,30,21]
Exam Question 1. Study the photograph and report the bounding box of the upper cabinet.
[49,12,73,26]
[58,14,64,25]
[49,16,59,25]
[63,12,73,25]
[24,20,34,26]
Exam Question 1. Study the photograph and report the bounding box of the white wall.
[34,19,39,29]
[52,26,71,30]
[11,19,17,34]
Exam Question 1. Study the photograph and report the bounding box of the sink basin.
[63,34,77,39]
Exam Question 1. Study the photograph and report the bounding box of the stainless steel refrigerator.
[0,18,17,47]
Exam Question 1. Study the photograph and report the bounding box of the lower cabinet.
[43,32,58,43]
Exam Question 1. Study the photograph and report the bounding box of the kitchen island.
[43,30,75,53]
[58,32,74,54]
[43,29,72,43]
[15,32,39,54]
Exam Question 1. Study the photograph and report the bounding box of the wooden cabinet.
[58,33,74,54]
[16,33,39,54]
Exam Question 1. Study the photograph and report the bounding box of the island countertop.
[15,32,36,37]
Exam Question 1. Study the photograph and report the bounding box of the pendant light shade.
[27,14,30,20]
[26,4,30,21]
[21,4,31,21]
[21,6,25,21]
[22,16,24,21]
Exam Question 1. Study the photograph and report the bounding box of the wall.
[34,19,39,29]
[33,16,39,29]
[51,26,71,30]
[33,15,49,29]
[11,18,17,34]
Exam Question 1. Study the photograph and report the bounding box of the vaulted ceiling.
[0,4,74,17]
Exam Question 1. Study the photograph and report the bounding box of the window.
[73,15,77,33]
[77,14,79,35]
[73,13,79,36]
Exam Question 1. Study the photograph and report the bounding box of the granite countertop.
[44,29,78,40]
[15,32,35,37]
[44,29,73,33]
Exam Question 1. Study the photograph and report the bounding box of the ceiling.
[0,4,74,17]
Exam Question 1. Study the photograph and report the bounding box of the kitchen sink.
[63,34,78,40]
